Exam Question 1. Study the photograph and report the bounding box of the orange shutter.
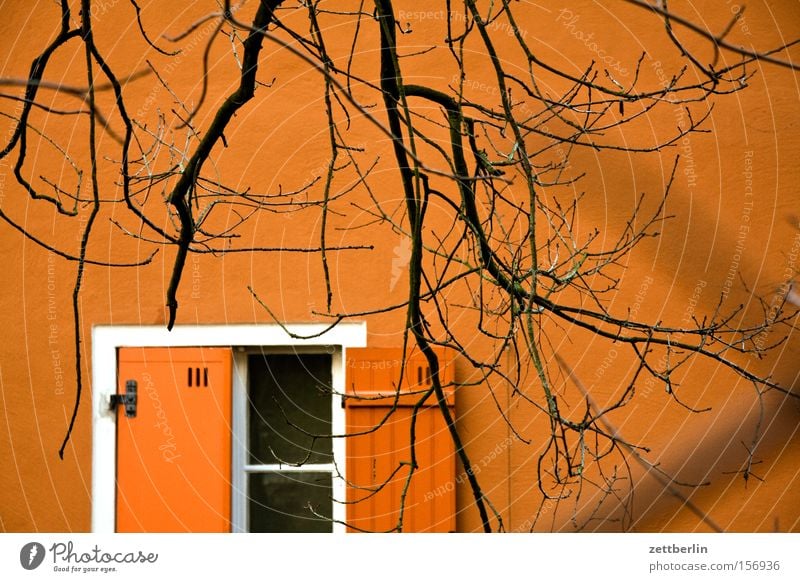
[115,347,232,532]
[345,347,456,532]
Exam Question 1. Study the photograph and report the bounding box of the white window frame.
[233,346,341,532]
[91,323,367,533]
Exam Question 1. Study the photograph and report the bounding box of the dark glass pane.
[248,472,332,533]
[248,353,332,465]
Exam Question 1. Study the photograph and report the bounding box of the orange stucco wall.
[0,0,799,532]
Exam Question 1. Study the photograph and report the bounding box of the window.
[92,324,363,533]
[233,351,341,532]
[92,324,456,533]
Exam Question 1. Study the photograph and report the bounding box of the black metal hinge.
[110,379,138,418]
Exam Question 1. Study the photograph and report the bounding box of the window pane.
[248,353,332,465]
[248,472,332,533]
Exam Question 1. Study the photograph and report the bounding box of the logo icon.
[19,542,46,570]
[390,235,412,292]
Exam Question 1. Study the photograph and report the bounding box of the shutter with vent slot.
[115,347,232,532]
[345,347,456,532]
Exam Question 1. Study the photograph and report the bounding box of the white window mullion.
[244,464,335,473]
[331,346,347,533]
[231,350,249,533]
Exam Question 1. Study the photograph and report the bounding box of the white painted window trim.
[91,322,367,533]
[231,347,344,533]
